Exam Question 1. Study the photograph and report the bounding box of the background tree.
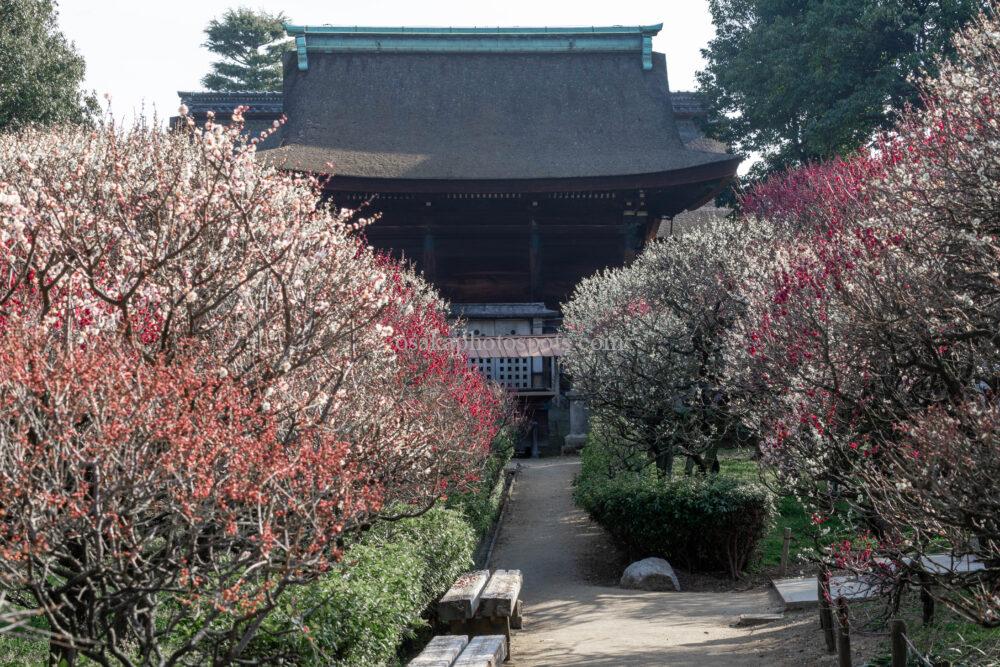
[698,0,985,178]
[561,216,767,477]
[201,8,287,92]
[0,0,97,131]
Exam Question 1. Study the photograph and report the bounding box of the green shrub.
[369,505,476,604]
[247,506,474,666]
[575,463,775,579]
[447,432,514,539]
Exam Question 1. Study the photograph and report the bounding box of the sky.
[56,0,718,123]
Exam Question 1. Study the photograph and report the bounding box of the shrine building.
[178,24,740,453]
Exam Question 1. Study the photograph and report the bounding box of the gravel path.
[488,458,862,666]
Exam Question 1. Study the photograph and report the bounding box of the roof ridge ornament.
[283,24,663,72]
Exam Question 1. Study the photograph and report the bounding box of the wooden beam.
[479,570,523,618]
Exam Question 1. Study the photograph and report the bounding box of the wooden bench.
[408,635,506,667]
[438,570,491,626]
[436,569,523,660]
[408,635,469,667]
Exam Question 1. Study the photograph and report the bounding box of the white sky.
[56,0,717,123]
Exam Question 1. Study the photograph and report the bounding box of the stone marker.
[734,613,784,628]
[772,575,879,610]
[620,557,680,591]
[917,554,985,575]
[452,634,507,667]
[562,390,588,454]
[439,570,491,622]
[408,635,470,667]
[480,569,523,617]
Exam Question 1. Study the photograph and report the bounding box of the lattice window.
[469,357,492,377]
[496,357,531,389]
[468,357,532,390]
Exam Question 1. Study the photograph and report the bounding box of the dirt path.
[488,458,862,666]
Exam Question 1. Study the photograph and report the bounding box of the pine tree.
[201,8,287,92]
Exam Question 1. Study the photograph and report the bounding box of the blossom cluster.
[0,110,507,662]
[564,6,999,625]
[730,8,1000,625]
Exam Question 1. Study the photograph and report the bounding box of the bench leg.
[474,616,511,661]
[457,616,512,661]
[497,617,511,661]
[510,600,523,630]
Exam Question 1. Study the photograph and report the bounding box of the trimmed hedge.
[247,506,474,666]
[575,448,775,579]
[447,433,514,539]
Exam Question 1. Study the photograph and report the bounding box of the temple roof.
[262,25,738,190]
[177,91,283,115]
[450,303,560,319]
[175,91,285,150]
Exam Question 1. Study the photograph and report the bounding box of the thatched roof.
[263,26,738,188]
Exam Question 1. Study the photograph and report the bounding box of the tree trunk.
[654,445,674,478]
[49,641,76,666]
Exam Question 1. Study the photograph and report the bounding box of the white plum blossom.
[562,215,771,475]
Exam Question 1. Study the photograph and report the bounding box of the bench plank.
[438,570,490,622]
[452,635,507,667]
[408,635,469,667]
[479,570,522,618]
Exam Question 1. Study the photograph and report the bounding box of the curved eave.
[299,156,741,195]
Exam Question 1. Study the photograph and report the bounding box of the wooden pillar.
[918,571,935,625]
[528,211,540,301]
[779,528,792,576]
[818,571,836,653]
[622,209,646,263]
[890,619,907,667]
[836,597,851,667]
[422,224,436,281]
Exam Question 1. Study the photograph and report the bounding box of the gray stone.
[561,433,587,455]
[563,391,589,455]
[620,557,680,592]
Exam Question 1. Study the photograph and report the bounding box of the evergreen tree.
[201,8,287,92]
[0,0,96,131]
[698,0,986,178]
